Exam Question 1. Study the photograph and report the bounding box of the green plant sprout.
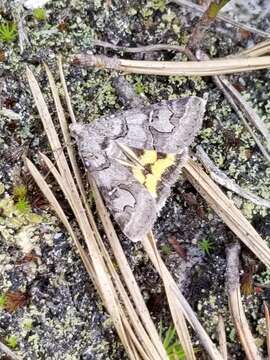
[0,22,17,43]
[13,184,31,214]
[207,0,231,19]
[33,8,47,21]
[15,198,31,214]
[0,293,7,309]
[6,335,18,349]
[161,324,185,359]
[13,184,27,200]
[160,244,172,256]
[22,318,33,331]
[198,238,214,255]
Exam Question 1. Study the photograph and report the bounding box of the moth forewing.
[71,96,206,241]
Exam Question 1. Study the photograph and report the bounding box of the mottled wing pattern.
[70,97,206,241]
[122,147,188,211]
[89,97,205,153]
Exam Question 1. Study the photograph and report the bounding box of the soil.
[0,0,270,359]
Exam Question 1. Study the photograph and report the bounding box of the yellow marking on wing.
[144,174,158,197]
[132,151,176,198]
[151,154,176,180]
[132,167,145,184]
[140,150,157,165]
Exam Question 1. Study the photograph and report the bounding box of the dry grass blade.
[238,39,270,58]
[142,233,224,360]
[264,302,270,359]
[25,157,95,281]
[27,154,146,360]
[58,56,76,124]
[226,244,261,360]
[57,58,168,360]
[212,74,270,162]
[26,67,141,359]
[183,158,270,267]
[26,64,176,360]
[217,315,227,359]
[90,158,222,359]
[219,77,270,153]
[74,54,270,76]
[196,146,270,207]
[90,180,168,360]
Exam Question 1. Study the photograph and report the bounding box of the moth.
[70,97,206,241]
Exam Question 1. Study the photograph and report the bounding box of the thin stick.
[264,302,270,360]
[73,53,270,76]
[187,0,231,51]
[93,38,270,59]
[183,158,270,267]
[170,0,270,38]
[196,50,270,162]
[142,233,224,360]
[92,39,193,58]
[196,146,270,207]
[217,314,227,359]
[211,74,270,162]
[226,243,261,360]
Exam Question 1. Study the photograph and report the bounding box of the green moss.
[151,0,166,11]
[0,22,17,43]
[6,335,18,349]
[134,81,146,95]
[0,293,7,308]
[33,8,47,22]
[15,198,31,214]
[13,184,31,214]
[242,202,255,219]
[22,318,33,331]
[160,244,172,256]
[13,184,27,201]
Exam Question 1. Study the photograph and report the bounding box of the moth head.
[70,123,109,170]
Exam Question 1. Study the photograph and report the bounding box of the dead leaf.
[240,271,253,296]
[168,236,187,259]
[16,250,39,264]
[5,291,29,312]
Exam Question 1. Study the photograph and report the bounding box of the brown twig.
[72,53,270,76]
[217,314,227,359]
[92,39,193,58]
[264,302,270,359]
[196,50,270,162]
[196,145,270,207]
[183,159,270,268]
[226,243,262,360]
[170,0,270,38]
[188,0,231,50]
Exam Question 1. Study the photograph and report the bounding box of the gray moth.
[71,96,206,241]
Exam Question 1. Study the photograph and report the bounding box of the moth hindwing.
[71,97,206,241]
